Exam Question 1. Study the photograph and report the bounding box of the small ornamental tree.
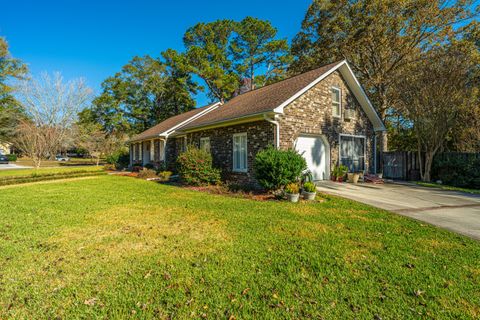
[254,146,307,191]
[177,145,221,186]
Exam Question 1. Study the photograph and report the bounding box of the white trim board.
[162,102,222,137]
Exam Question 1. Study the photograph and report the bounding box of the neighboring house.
[0,143,12,155]
[129,60,386,184]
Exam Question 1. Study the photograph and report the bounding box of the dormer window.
[331,87,341,118]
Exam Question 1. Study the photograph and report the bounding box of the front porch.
[130,139,166,167]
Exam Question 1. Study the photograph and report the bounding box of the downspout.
[264,114,280,149]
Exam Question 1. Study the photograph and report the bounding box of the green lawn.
[0,165,103,177]
[417,182,480,195]
[0,176,479,319]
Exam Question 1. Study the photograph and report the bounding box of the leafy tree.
[183,20,238,102]
[87,55,198,134]
[75,123,125,166]
[449,21,480,152]
[0,37,27,143]
[397,46,477,182]
[231,17,291,89]
[182,17,291,101]
[290,0,478,151]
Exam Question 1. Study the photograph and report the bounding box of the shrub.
[103,164,116,171]
[6,154,17,162]
[177,145,221,186]
[137,168,158,179]
[303,181,316,193]
[432,154,480,189]
[144,163,155,170]
[158,171,173,182]
[254,146,307,191]
[285,183,300,194]
[106,149,130,170]
[333,165,348,179]
[131,165,143,172]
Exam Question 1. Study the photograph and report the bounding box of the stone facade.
[277,70,375,173]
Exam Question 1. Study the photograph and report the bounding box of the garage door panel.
[295,136,329,181]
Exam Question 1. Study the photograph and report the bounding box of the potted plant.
[336,165,348,182]
[347,172,361,184]
[302,181,317,200]
[285,182,300,203]
[331,167,339,181]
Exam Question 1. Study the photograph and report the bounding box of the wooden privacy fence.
[381,151,480,181]
[382,151,421,181]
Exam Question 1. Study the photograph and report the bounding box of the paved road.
[316,181,480,240]
[0,164,33,170]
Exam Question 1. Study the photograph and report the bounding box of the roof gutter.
[263,114,280,148]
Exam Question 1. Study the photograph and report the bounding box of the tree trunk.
[422,152,434,182]
[417,146,424,181]
[33,156,41,169]
[380,107,388,152]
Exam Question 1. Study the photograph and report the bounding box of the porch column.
[139,142,143,163]
[160,139,165,161]
[129,144,133,166]
[150,139,155,162]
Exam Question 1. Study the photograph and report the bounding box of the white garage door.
[295,135,329,180]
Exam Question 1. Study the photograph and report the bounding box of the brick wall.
[277,70,375,172]
[186,120,275,185]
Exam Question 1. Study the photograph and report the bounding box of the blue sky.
[1,0,311,106]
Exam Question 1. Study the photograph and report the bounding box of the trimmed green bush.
[254,146,307,191]
[432,154,480,189]
[177,145,221,186]
[144,163,155,170]
[106,149,130,170]
[6,154,17,162]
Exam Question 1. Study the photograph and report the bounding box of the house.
[129,60,386,184]
[0,143,12,155]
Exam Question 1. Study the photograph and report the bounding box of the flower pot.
[377,173,383,179]
[286,193,300,203]
[347,173,360,184]
[337,176,343,183]
[303,191,316,201]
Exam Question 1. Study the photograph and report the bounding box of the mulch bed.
[115,172,325,203]
[184,185,277,201]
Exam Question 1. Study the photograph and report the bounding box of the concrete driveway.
[0,164,32,170]
[317,181,480,240]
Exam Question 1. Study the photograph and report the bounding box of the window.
[200,137,211,153]
[331,87,341,118]
[233,133,247,172]
[339,135,366,172]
